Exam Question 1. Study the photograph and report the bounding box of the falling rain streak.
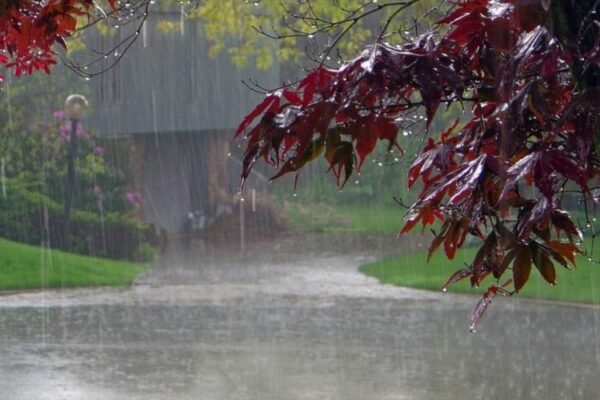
[0,2,599,400]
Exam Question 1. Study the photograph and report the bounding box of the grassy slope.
[0,238,147,291]
[283,203,407,233]
[360,243,600,304]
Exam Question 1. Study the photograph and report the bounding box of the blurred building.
[86,10,280,234]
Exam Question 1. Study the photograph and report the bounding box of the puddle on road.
[0,235,599,399]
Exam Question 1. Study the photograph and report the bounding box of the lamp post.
[63,94,88,249]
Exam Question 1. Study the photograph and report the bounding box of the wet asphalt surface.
[1,234,599,399]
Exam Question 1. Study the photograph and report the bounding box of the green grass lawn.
[0,238,148,291]
[360,242,600,304]
[282,202,408,234]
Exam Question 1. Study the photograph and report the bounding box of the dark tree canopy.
[237,0,600,329]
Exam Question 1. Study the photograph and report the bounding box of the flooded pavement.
[1,234,600,399]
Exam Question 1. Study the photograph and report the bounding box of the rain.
[1,1,600,400]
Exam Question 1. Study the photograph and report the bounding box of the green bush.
[135,242,157,263]
[0,180,155,261]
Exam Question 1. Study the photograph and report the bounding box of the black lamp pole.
[63,95,88,250]
[63,118,78,249]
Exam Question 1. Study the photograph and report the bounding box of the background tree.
[236,0,600,329]
[0,0,442,78]
[191,0,430,69]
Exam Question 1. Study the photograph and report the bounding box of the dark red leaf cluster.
[237,0,600,328]
[0,0,118,79]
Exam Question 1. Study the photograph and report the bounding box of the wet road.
[1,234,599,399]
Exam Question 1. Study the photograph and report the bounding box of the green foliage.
[135,242,156,263]
[0,68,153,260]
[191,0,443,69]
[0,180,154,261]
[0,237,147,291]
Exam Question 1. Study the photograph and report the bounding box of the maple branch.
[254,0,426,62]
[65,0,151,78]
[393,196,412,210]
[236,0,600,330]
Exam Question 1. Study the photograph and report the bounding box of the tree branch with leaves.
[236,0,600,330]
[0,0,152,79]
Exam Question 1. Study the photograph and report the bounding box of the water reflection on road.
[0,234,599,400]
